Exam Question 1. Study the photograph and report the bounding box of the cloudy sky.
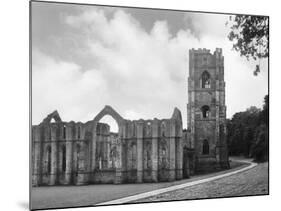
[31,2,268,131]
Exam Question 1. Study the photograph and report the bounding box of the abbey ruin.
[31,48,229,186]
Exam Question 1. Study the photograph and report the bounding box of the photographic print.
[30,1,269,210]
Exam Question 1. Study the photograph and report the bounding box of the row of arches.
[33,106,183,185]
[47,124,83,140]
[93,116,174,171]
[44,143,83,174]
[91,106,183,183]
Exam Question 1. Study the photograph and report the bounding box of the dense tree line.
[227,95,268,162]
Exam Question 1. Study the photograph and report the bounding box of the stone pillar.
[77,141,85,185]
[151,120,158,182]
[107,137,111,168]
[50,125,58,185]
[169,121,176,181]
[78,126,87,184]
[176,135,183,180]
[65,123,73,184]
[215,54,221,159]
[42,126,50,185]
[83,126,91,183]
[32,126,41,186]
[115,124,125,184]
[190,90,195,149]
[91,125,97,182]
[189,50,196,150]
[136,122,143,183]
[215,89,220,160]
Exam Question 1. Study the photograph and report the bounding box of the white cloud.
[32,48,108,124]
[32,8,268,129]
[184,13,231,38]
[124,110,144,120]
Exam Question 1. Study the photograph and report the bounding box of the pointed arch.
[201,71,211,88]
[42,110,62,124]
[92,106,125,172]
[201,105,210,118]
[93,106,124,131]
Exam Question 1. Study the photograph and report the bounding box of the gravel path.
[31,159,267,210]
[134,162,268,203]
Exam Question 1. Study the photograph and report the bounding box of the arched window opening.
[161,146,168,169]
[63,125,66,139]
[146,122,152,136]
[47,146,51,174]
[109,145,117,168]
[99,115,118,133]
[76,144,81,171]
[145,145,152,170]
[50,118,56,123]
[49,127,52,140]
[131,143,137,169]
[201,71,211,88]
[62,145,66,172]
[202,139,209,155]
[77,127,81,139]
[96,115,119,170]
[161,121,166,137]
[128,142,137,169]
[201,105,210,118]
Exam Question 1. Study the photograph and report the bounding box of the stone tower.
[187,48,229,172]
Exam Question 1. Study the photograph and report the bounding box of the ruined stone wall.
[92,123,117,184]
[32,106,184,186]
[182,130,195,177]
[119,116,183,183]
[32,117,93,186]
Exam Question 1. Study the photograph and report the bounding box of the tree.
[261,95,269,125]
[227,15,269,75]
[227,95,269,161]
[250,95,269,162]
[251,124,268,162]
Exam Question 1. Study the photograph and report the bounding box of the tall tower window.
[201,71,211,88]
[202,139,209,155]
[201,105,210,118]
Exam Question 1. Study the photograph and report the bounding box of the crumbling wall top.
[171,107,182,121]
[41,110,62,125]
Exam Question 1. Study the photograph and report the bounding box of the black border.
[29,0,270,210]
